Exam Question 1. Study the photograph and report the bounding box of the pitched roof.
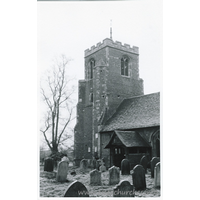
[101,92,160,132]
[105,130,151,148]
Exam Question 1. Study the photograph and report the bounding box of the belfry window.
[121,57,129,76]
[89,59,95,79]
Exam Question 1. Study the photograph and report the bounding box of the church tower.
[74,37,144,166]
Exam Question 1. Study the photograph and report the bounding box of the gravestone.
[87,159,92,168]
[113,180,135,197]
[62,156,69,164]
[90,169,101,185]
[140,156,148,173]
[64,180,89,197]
[151,157,160,178]
[132,164,146,191]
[44,157,54,172]
[80,159,88,172]
[121,159,130,175]
[109,166,120,185]
[154,162,160,188]
[56,160,69,182]
[99,163,106,172]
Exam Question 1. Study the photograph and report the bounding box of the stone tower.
[74,38,144,166]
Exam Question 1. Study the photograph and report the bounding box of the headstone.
[154,162,160,188]
[109,166,120,185]
[44,157,54,172]
[99,163,106,172]
[80,159,88,172]
[64,180,89,197]
[150,157,160,178]
[62,156,69,163]
[113,180,135,197]
[87,159,92,168]
[90,169,101,185]
[132,164,146,191]
[121,159,130,175]
[140,156,148,173]
[56,160,69,182]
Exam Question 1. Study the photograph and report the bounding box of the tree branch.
[40,55,75,153]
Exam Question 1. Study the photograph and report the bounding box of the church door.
[113,147,125,168]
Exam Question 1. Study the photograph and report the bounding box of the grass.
[40,164,160,197]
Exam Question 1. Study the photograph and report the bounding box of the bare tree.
[40,55,75,154]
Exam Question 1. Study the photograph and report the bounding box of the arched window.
[89,59,95,79]
[121,57,129,76]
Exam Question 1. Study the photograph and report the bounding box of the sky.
[38,0,162,148]
[38,0,162,96]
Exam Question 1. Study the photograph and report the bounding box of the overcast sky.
[38,0,162,96]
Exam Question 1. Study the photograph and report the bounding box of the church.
[74,35,160,169]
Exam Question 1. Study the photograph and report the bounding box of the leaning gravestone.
[90,169,101,185]
[140,156,148,173]
[109,166,120,185]
[56,160,69,182]
[80,159,88,173]
[44,157,54,172]
[154,162,160,188]
[132,164,146,191]
[64,180,89,197]
[151,157,160,178]
[113,180,135,197]
[121,159,130,175]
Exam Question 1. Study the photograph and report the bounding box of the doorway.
[113,147,125,168]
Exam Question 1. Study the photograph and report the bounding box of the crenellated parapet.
[85,38,139,57]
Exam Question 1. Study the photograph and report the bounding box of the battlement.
[85,38,139,57]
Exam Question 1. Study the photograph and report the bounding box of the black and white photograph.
[38,0,162,198]
[2,0,200,200]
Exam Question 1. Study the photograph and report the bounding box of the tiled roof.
[105,130,151,148]
[101,92,160,132]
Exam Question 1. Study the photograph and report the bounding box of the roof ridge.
[124,92,160,101]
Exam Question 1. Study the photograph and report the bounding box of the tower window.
[89,59,95,79]
[121,57,129,76]
[88,147,91,152]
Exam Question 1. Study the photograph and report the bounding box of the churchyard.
[40,157,160,197]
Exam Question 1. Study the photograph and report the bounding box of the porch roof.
[104,130,151,148]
